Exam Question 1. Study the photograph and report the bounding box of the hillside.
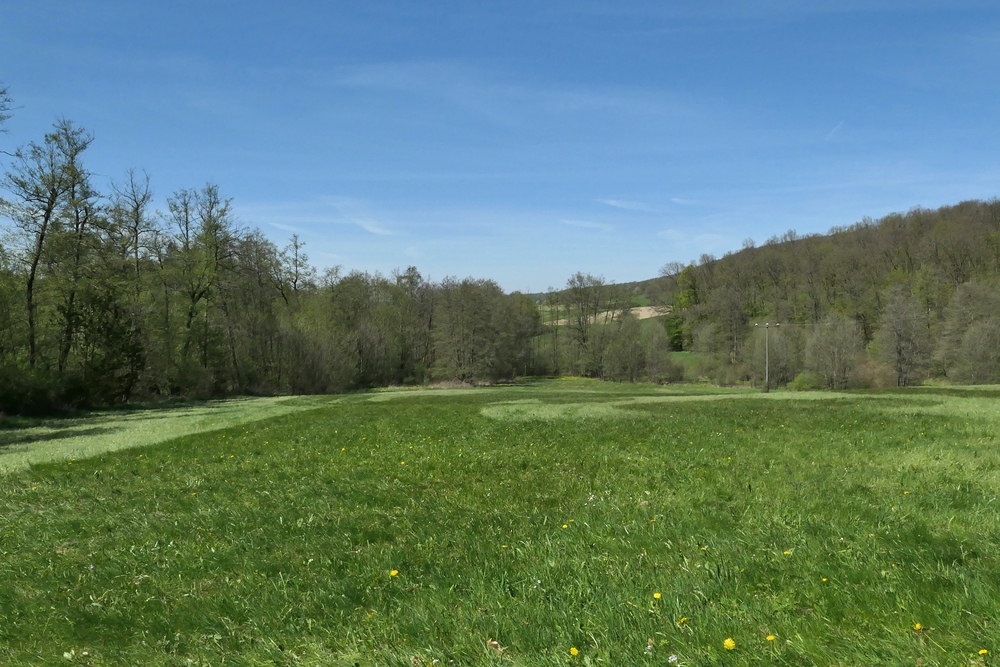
[640,199,1000,387]
[534,198,1000,388]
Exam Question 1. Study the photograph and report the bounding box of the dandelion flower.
[562,524,568,529]
[913,623,921,631]
[723,638,736,650]
[678,617,688,624]
[783,550,791,556]
[653,592,662,600]
[980,649,989,655]
[390,569,399,577]
[570,647,579,656]
[822,577,828,582]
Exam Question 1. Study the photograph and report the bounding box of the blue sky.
[2,1,999,292]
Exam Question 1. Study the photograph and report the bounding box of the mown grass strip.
[0,395,337,474]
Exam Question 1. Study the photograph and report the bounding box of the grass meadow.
[1,380,999,665]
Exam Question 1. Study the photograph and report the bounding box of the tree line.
[0,111,542,413]
[4,89,1000,412]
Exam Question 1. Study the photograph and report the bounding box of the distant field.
[1,380,999,665]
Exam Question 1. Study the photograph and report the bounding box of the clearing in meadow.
[1,379,998,665]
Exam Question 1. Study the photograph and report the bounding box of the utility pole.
[755,322,779,392]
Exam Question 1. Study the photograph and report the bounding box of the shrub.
[788,371,825,391]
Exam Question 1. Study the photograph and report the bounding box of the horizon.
[3,1,999,292]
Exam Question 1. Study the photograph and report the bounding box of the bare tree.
[0,84,12,137]
[936,281,1000,383]
[875,286,930,387]
[110,169,155,279]
[806,313,862,390]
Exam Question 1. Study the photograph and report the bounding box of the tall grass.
[1,380,997,665]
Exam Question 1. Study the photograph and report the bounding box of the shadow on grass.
[0,425,122,451]
[0,396,291,433]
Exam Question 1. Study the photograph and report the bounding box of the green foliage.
[675,264,699,310]
[3,382,1000,664]
[787,370,826,391]
[433,278,539,382]
[5,113,1000,405]
[664,313,685,350]
[0,118,542,410]
[650,201,1000,388]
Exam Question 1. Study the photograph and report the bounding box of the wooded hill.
[2,103,999,412]
[646,198,1000,389]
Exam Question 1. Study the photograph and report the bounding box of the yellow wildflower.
[570,647,579,656]
[724,638,736,650]
[783,550,791,556]
[766,635,775,641]
[913,623,921,631]
[390,569,399,577]
[653,592,661,600]
[562,524,568,529]
[980,649,989,655]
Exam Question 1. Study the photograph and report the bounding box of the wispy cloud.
[328,61,697,122]
[238,197,395,237]
[267,221,308,235]
[826,120,845,140]
[598,198,657,212]
[353,218,393,236]
[560,218,614,232]
[656,228,730,256]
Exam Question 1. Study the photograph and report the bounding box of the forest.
[2,98,1000,413]
[649,197,1000,390]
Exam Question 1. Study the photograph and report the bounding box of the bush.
[648,357,685,384]
[711,363,743,387]
[788,371,825,391]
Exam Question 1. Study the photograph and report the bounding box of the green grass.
[2,380,999,665]
[631,294,651,307]
[0,395,336,474]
